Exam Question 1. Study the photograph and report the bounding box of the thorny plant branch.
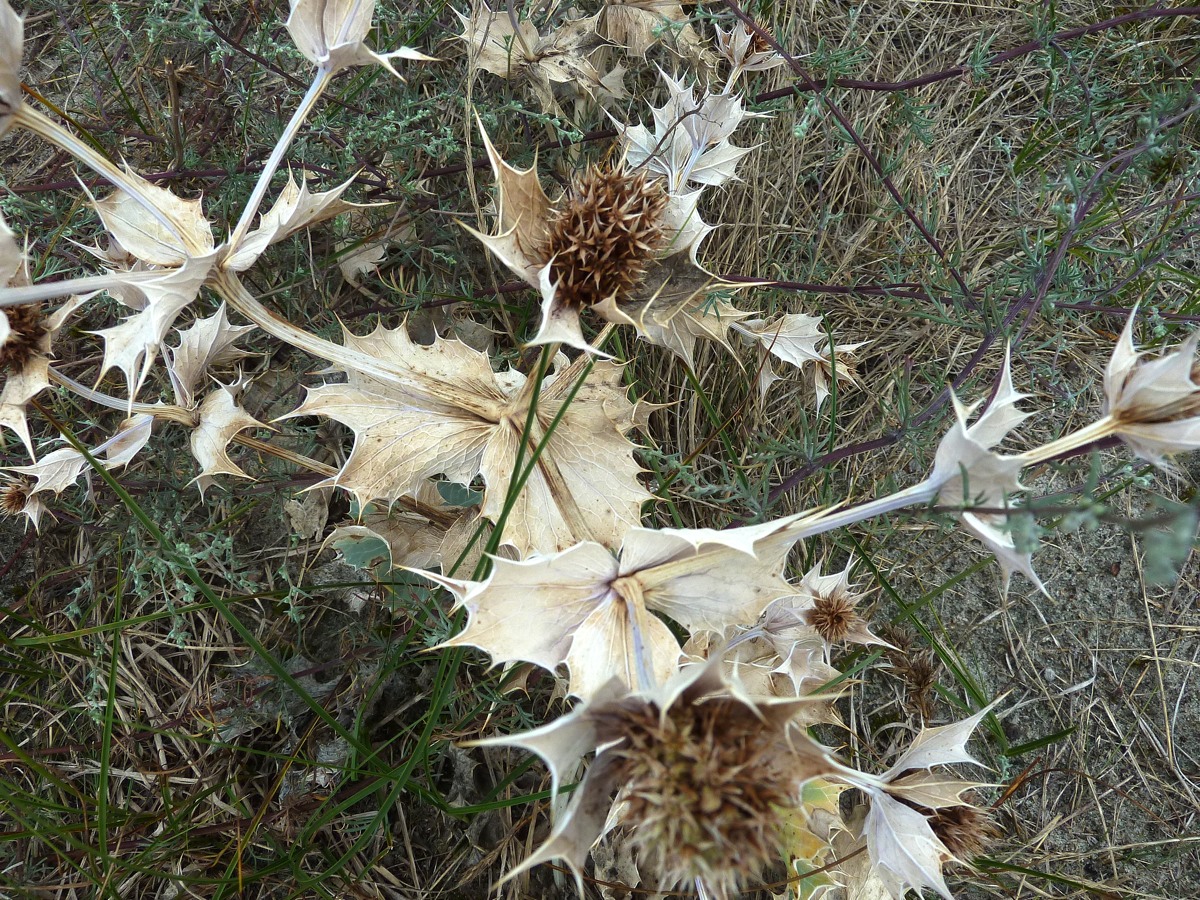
[765,92,1200,512]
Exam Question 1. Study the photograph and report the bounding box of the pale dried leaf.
[166,302,256,408]
[5,446,88,499]
[461,121,554,287]
[0,0,21,137]
[93,169,215,266]
[738,313,824,369]
[286,0,434,76]
[882,703,995,781]
[337,239,386,286]
[457,3,540,78]
[715,22,786,79]
[286,488,333,540]
[599,0,700,58]
[1104,311,1200,464]
[189,381,267,495]
[226,171,377,271]
[861,791,953,899]
[615,71,754,190]
[102,413,153,468]
[629,295,751,370]
[429,511,821,698]
[0,209,20,284]
[928,348,1042,593]
[285,323,651,555]
[884,771,984,810]
[91,254,216,402]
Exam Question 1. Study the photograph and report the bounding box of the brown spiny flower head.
[892,646,941,720]
[796,562,882,649]
[0,304,47,372]
[589,690,809,897]
[544,162,669,311]
[803,590,865,645]
[0,474,32,518]
[924,798,999,863]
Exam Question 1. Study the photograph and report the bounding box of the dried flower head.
[0,304,47,372]
[593,692,800,895]
[0,473,31,517]
[545,162,668,311]
[924,800,999,862]
[466,122,736,355]
[803,591,863,645]
[894,647,940,720]
[795,561,886,649]
[482,661,835,899]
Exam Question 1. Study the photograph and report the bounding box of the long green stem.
[225,68,334,253]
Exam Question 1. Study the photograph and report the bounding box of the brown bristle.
[592,695,798,897]
[0,476,31,517]
[884,639,941,720]
[804,593,864,644]
[926,801,999,862]
[0,304,48,372]
[544,164,668,311]
[750,31,774,54]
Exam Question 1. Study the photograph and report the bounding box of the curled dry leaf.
[78,168,225,402]
[421,511,825,699]
[599,0,703,59]
[286,0,434,78]
[458,5,621,115]
[284,323,652,556]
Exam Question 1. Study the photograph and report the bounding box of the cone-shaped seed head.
[545,163,668,311]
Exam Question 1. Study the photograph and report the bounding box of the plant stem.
[1016,416,1120,464]
[0,270,157,308]
[226,68,334,253]
[786,479,941,542]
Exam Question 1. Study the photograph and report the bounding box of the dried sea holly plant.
[3,2,1200,898]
